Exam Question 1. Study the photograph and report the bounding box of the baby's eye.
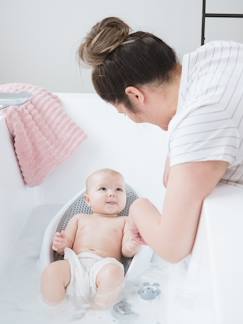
[116,187,123,192]
[99,187,107,191]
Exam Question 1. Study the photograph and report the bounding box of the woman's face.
[114,102,146,124]
[113,86,174,130]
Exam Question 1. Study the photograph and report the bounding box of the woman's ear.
[125,86,145,105]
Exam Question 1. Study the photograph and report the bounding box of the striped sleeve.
[169,109,240,167]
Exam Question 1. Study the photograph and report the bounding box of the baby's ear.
[84,193,90,205]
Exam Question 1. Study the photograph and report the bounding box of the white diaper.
[64,248,124,307]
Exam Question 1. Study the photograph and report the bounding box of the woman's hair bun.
[79,17,131,66]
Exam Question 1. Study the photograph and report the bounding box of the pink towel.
[0,83,86,186]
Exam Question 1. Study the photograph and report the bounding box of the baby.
[41,168,142,309]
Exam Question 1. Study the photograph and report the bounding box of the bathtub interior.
[1,93,243,324]
[0,93,169,324]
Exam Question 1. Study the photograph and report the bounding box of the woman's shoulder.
[183,40,243,76]
[187,40,243,58]
[178,41,243,118]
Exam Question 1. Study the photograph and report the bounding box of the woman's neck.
[157,64,182,130]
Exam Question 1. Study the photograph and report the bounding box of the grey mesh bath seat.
[53,184,139,272]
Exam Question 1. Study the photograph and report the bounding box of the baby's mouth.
[106,201,117,205]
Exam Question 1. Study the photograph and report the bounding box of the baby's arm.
[52,214,79,255]
[122,217,143,258]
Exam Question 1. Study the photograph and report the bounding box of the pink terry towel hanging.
[0,83,86,186]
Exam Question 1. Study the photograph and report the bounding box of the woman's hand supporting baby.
[52,230,69,255]
[122,217,145,258]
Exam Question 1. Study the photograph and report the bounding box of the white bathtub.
[0,93,243,324]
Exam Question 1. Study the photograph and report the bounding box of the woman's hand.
[126,215,146,245]
[52,230,68,254]
[122,217,145,257]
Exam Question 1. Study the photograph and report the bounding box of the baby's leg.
[93,263,125,309]
[41,260,71,305]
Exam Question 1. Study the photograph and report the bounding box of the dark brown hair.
[79,17,177,110]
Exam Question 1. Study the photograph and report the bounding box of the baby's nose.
[107,190,115,196]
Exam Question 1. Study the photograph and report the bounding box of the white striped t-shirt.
[168,41,243,185]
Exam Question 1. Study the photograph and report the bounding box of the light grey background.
[0,0,243,92]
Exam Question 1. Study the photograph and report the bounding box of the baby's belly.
[73,237,122,259]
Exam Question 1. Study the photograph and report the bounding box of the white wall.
[0,0,202,92]
[0,0,243,92]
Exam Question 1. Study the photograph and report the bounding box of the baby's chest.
[88,218,124,235]
[101,220,123,234]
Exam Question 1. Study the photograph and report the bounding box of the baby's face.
[85,172,126,216]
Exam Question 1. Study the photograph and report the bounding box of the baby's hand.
[52,230,68,253]
[127,238,141,251]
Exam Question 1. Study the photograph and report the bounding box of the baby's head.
[84,168,126,216]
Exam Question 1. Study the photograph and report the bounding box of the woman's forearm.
[129,198,186,262]
[129,197,197,263]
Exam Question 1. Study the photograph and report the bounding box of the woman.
[79,17,243,263]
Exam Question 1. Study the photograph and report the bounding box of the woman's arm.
[129,160,228,263]
[163,155,170,188]
[52,214,79,254]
